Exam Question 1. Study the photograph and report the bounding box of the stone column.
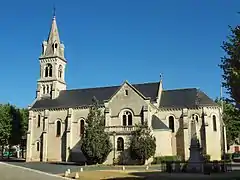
[66,108,73,162]
[42,131,47,162]
[182,108,189,160]
[26,111,34,162]
[54,62,58,79]
[42,110,49,162]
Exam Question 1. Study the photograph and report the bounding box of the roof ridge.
[65,85,120,92]
[64,81,159,92]
[163,88,197,92]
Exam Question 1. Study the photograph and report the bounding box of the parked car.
[3,151,13,157]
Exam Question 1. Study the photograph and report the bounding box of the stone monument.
[187,120,204,173]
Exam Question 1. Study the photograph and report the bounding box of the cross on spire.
[53,5,56,18]
[160,73,163,81]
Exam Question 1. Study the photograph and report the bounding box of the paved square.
[0,162,68,180]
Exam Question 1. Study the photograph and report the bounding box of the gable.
[107,82,152,116]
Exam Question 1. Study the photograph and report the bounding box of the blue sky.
[0,0,239,108]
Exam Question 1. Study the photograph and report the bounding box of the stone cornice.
[39,55,67,63]
[31,104,105,112]
[158,105,219,112]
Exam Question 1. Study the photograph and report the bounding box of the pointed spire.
[47,13,60,44]
[41,10,65,59]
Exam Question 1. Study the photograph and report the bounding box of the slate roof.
[31,82,218,110]
[159,88,218,108]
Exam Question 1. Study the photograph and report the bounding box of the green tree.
[0,104,13,156]
[19,108,29,137]
[129,122,156,164]
[220,25,240,105]
[81,97,112,164]
[215,98,240,146]
[8,105,21,146]
[8,107,28,146]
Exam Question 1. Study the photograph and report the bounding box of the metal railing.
[105,126,136,133]
[156,161,234,174]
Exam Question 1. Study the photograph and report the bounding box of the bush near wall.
[152,156,181,164]
[203,154,211,161]
[222,153,232,162]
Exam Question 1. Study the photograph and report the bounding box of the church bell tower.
[36,14,67,99]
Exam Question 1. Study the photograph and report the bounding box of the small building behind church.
[26,15,227,164]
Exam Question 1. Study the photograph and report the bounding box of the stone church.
[26,15,227,164]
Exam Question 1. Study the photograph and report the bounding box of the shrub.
[222,153,232,162]
[152,155,181,164]
[203,154,211,161]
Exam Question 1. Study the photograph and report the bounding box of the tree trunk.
[1,145,3,159]
[21,145,24,159]
[7,145,10,159]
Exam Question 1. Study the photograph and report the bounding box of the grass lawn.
[63,170,240,180]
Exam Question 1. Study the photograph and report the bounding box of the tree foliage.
[0,104,13,145]
[9,105,22,145]
[0,104,28,146]
[215,98,240,146]
[129,122,156,164]
[19,108,29,137]
[81,97,112,164]
[220,25,240,106]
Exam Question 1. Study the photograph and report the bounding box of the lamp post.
[113,131,116,165]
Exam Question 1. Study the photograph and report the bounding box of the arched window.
[36,141,40,151]
[122,111,133,126]
[46,85,49,93]
[45,64,53,77]
[37,115,41,127]
[168,116,174,133]
[45,66,48,77]
[49,65,52,77]
[58,65,63,78]
[192,114,199,123]
[213,115,217,131]
[53,43,58,54]
[80,119,84,136]
[43,118,45,131]
[43,85,45,94]
[56,120,61,137]
[117,137,124,151]
[50,85,53,97]
[195,115,199,122]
